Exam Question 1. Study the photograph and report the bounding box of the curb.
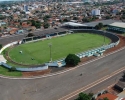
[0,45,125,80]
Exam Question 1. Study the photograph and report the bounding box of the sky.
[0,0,24,1]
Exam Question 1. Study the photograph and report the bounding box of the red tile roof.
[96,93,118,100]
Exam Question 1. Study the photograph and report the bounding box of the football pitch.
[9,33,110,65]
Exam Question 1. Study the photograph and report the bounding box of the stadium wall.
[0,29,120,71]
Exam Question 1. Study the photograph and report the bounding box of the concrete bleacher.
[0,29,120,71]
[45,60,66,68]
[0,55,7,65]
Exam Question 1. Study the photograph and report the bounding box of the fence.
[1,62,48,72]
[0,29,120,71]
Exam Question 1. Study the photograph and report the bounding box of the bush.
[65,54,80,66]
[95,23,103,30]
[43,22,50,29]
[75,92,91,100]
[27,33,34,37]
[122,72,125,81]
[0,44,2,49]
[9,67,16,72]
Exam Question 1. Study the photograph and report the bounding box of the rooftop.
[84,19,122,27]
[109,22,125,29]
[96,93,118,100]
[62,22,87,27]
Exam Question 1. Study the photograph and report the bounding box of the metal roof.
[62,22,87,27]
[109,22,125,29]
[83,19,122,27]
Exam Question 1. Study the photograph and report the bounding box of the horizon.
[0,0,24,1]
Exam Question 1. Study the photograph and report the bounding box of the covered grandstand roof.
[109,22,125,28]
[62,22,87,27]
[34,28,67,36]
[0,55,6,63]
[83,19,122,27]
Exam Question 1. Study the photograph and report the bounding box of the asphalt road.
[0,46,125,100]
[0,28,67,45]
[69,71,123,100]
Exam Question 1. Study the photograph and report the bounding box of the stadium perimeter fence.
[0,29,120,71]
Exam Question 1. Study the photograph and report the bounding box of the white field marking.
[107,83,115,88]
[0,46,125,80]
[58,66,125,100]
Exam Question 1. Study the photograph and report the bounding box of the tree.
[88,93,94,98]
[31,20,36,26]
[95,23,103,30]
[121,15,125,19]
[0,44,2,49]
[103,97,109,100]
[43,22,50,29]
[82,18,90,22]
[98,23,103,28]
[31,20,41,29]
[122,72,125,81]
[95,25,100,30]
[65,54,80,66]
[43,15,51,22]
[73,17,78,20]
[105,16,111,19]
[27,33,34,37]
[9,67,16,72]
[75,92,91,100]
[35,23,41,28]
[63,18,69,22]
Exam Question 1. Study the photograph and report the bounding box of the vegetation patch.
[0,66,22,77]
[8,33,110,66]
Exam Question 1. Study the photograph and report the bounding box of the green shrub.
[65,54,80,66]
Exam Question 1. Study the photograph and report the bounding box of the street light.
[48,43,52,62]
[103,31,106,45]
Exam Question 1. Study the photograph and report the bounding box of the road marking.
[0,46,125,80]
[58,66,125,100]
[107,84,115,89]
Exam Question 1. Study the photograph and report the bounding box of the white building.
[23,5,29,12]
[91,9,100,16]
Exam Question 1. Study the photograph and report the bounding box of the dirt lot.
[22,35,125,77]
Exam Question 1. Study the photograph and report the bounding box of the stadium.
[0,29,120,75]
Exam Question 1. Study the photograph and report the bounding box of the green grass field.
[9,33,110,65]
[0,66,22,76]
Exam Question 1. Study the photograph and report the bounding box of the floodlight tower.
[48,43,52,62]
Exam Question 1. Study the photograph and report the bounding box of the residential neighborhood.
[0,0,125,100]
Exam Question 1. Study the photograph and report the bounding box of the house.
[96,93,118,100]
[115,90,125,100]
[0,22,6,26]
[9,28,18,35]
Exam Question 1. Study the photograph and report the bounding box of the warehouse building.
[62,19,122,29]
[107,22,125,33]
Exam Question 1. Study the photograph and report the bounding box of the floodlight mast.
[48,43,52,62]
[104,31,106,45]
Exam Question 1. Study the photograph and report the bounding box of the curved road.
[0,46,125,100]
[0,28,124,100]
[0,28,67,45]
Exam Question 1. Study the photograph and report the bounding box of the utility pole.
[48,43,52,62]
[103,31,106,45]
